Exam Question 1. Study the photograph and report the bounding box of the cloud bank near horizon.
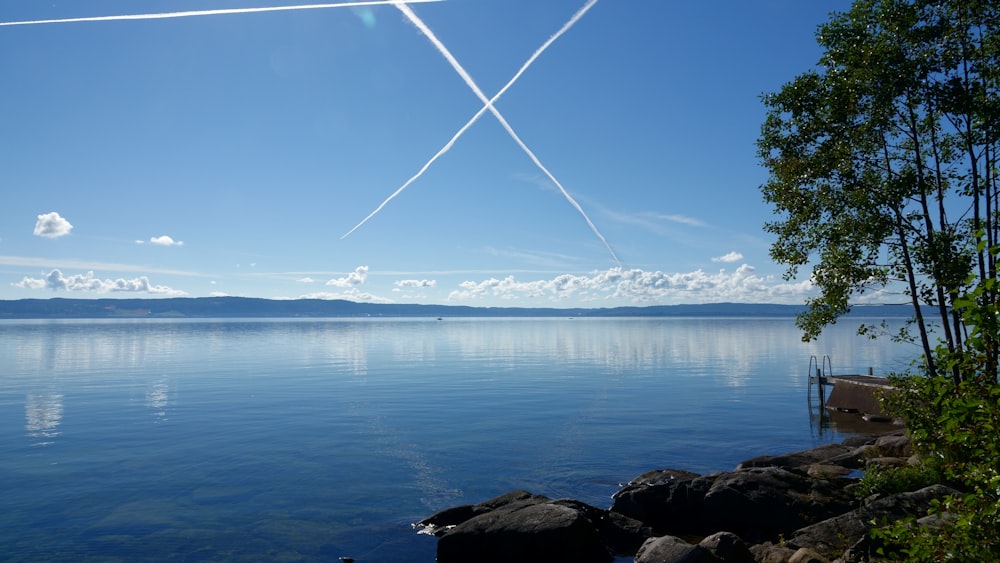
[14,269,187,296]
[446,265,813,304]
[9,263,817,304]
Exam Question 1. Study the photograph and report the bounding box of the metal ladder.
[808,355,832,404]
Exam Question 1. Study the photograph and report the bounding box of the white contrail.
[343,0,620,266]
[0,0,441,27]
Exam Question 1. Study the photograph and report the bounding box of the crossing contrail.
[342,0,620,266]
[0,0,441,27]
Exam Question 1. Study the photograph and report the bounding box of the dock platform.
[825,375,894,416]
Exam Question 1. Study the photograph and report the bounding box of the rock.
[840,434,880,448]
[806,464,852,479]
[749,542,797,563]
[736,443,857,471]
[551,498,651,555]
[698,531,754,563]
[415,504,492,536]
[626,468,703,486]
[700,467,855,542]
[872,433,912,458]
[421,490,649,563]
[634,535,720,563]
[864,456,908,470]
[787,484,960,559]
[436,501,612,563]
[788,547,830,563]
[610,469,715,535]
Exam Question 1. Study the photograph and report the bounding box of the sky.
[1,0,858,307]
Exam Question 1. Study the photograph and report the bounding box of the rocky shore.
[415,430,956,562]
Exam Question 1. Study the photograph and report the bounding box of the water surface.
[0,317,918,561]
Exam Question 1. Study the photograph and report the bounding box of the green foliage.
[757,0,1000,369]
[870,472,1000,562]
[854,462,941,501]
[873,263,1000,560]
[761,0,1000,557]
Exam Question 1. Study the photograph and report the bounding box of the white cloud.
[394,279,436,289]
[13,269,187,295]
[300,287,393,304]
[657,213,707,227]
[712,252,744,263]
[326,266,368,287]
[447,265,815,305]
[33,212,73,239]
[150,235,183,246]
[297,277,316,284]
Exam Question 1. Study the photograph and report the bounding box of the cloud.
[300,288,393,304]
[712,252,744,263]
[341,0,621,265]
[659,214,707,227]
[394,279,437,289]
[600,207,708,235]
[33,212,73,239]
[297,277,316,284]
[150,235,184,246]
[447,265,815,304]
[13,269,187,295]
[0,255,202,277]
[0,0,442,27]
[325,265,369,287]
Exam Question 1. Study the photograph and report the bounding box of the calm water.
[0,317,919,561]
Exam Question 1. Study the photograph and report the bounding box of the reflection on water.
[25,391,63,444]
[145,377,170,419]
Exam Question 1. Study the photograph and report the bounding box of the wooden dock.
[824,375,894,416]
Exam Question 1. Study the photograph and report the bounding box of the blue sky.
[1,0,854,307]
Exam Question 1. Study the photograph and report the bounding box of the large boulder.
[612,464,856,542]
[634,532,753,563]
[610,469,715,534]
[700,466,855,542]
[634,535,719,563]
[417,490,650,563]
[437,502,609,563]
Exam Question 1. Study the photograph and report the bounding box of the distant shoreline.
[0,296,920,320]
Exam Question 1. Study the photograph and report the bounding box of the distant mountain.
[0,297,919,319]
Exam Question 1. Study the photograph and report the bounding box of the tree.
[757,0,1000,383]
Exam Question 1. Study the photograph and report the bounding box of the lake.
[0,317,921,561]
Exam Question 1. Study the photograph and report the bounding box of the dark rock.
[634,535,721,563]
[610,469,715,535]
[806,464,852,479]
[700,467,855,542]
[787,484,960,559]
[477,489,549,509]
[749,542,797,563]
[698,531,754,563]
[872,433,912,458]
[787,547,830,563]
[736,443,857,470]
[840,434,881,447]
[422,490,649,562]
[436,501,612,563]
[625,468,703,486]
[415,504,492,536]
